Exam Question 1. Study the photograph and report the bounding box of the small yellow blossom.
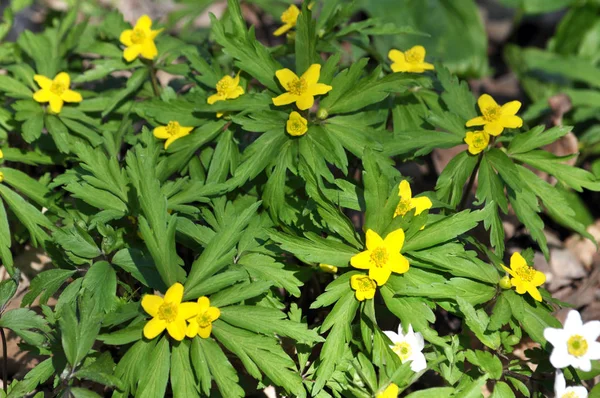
[286,111,308,136]
[388,46,434,73]
[466,94,523,136]
[0,149,3,159]
[186,296,220,339]
[272,64,332,110]
[0,171,3,183]
[274,5,300,36]
[207,73,245,107]
[501,252,546,302]
[350,274,376,301]
[319,263,338,274]
[376,383,399,398]
[394,180,432,218]
[464,130,490,155]
[350,229,409,286]
[153,121,194,149]
[119,15,162,62]
[141,282,198,341]
[33,72,82,114]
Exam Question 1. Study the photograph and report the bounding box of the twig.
[458,152,483,211]
[1,328,7,393]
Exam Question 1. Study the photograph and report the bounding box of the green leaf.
[435,151,479,208]
[44,114,70,153]
[238,253,302,297]
[171,340,198,398]
[81,261,118,313]
[508,125,571,155]
[137,337,171,398]
[0,308,48,345]
[295,3,318,75]
[505,291,560,344]
[53,226,101,259]
[22,269,75,306]
[384,130,463,158]
[0,200,13,273]
[465,350,502,379]
[209,281,272,308]
[68,388,101,398]
[74,352,123,389]
[488,292,512,331]
[436,64,477,121]
[457,297,500,349]
[490,381,515,398]
[485,149,522,194]
[195,337,245,398]
[102,68,148,117]
[0,75,32,98]
[114,339,155,396]
[405,387,455,398]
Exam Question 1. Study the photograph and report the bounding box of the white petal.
[383,331,400,343]
[586,342,600,360]
[409,352,427,372]
[564,310,584,331]
[566,386,588,398]
[554,369,566,395]
[550,347,573,369]
[413,332,425,351]
[583,320,600,342]
[407,324,414,335]
[544,328,568,346]
[572,357,591,372]
[397,323,406,338]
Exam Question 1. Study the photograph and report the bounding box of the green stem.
[148,62,161,97]
[458,152,483,212]
[1,328,7,393]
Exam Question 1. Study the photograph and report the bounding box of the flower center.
[561,393,578,398]
[514,265,536,282]
[357,276,375,292]
[392,342,412,361]
[483,105,500,122]
[166,121,181,136]
[405,48,423,64]
[196,312,212,328]
[281,8,298,25]
[567,335,588,357]
[288,77,307,96]
[370,247,389,268]
[291,121,304,132]
[473,134,488,148]
[131,28,146,44]
[157,302,178,322]
[50,81,66,95]
[394,199,412,217]
[216,76,234,96]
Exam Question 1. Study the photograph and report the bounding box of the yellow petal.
[62,89,82,103]
[296,94,314,110]
[141,294,163,317]
[301,63,321,86]
[369,266,391,286]
[477,94,498,112]
[33,75,52,90]
[465,116,486,127]
[412,196,432,215]
[140,39,158,60]
[186,319,199,338]
[153,126,170,139]
[53,72,70,88]
[143,318,166,339]
[510,252,527,270]
[390,60,410,73]
[388,252,410,274]
[164,136,178,149]
[207,93,224,105]
[363,288,376,300]
[350,274,362,289]
[308,83,332,96]
[527,286,542,302]
[134,14,153,31]
[420,62,435,71]
[33,89,51,103]
[119,29,133,46]
[499,115,523,129]
[166,319,187,341]
[180,126,194,135]
[531,271,546,286]
[512,279,527,294]
[399,180,412,200]
[123,45,142,62]
[388,49,405,64]
[198,324,213,339]
[177,302,199,321]
[350,250,372,269]
[383,228,405,253]
[355,290,366,301]
[501,264,516,277]
[197,296,210,312]
[226,85,244,100]
[272,92,297,106]
[408,45,426,62]
[164,282,184,304]
[274,24,292,36]
[207,307,221,322]
[500,101,521,116]
[365,229,384,251]
[150,28,163,39]
[49,96,64,114]
[275,68,299,88]
[484,122,503,136]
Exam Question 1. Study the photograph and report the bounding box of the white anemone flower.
[383,323,426,372]
[554,369,587,398]
[543,310,600,371]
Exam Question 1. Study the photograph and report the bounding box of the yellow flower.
[33,72,82,114]
[466,94,523,136]
[350,229,409,286]
[0,171,3,183]
[207,73,245,106]
[319,263,338,274]
[394,180,432,218]
[350,274,376,301]
[274,4,300,36]
[119,15,162,62]
[388,46,434,73]
[153,121,194,149]
[501,252,546,302]
[0,149,3,159]
[186,296,220,339]
[272,64,332,110]
[141,282,198,341]
[376,383,399,398]
[464,130,490,155]
[286,111,308,136]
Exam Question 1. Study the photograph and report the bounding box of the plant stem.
[1,328,7,393]
[458,152,483,211]
[149,63,161,97]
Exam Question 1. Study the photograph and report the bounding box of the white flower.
[543,310,600,371]
[383,323,426,372]
[554,369,587,398]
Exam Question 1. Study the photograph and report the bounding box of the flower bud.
[316,108,328,120]
[499,276,512,289]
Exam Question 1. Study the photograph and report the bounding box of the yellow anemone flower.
[207,73,245,105]
[33,72,82,114]
[376,383,399,398]
[350,274,376,301]
[274,4,300,36]
[153,121,194,149]
[141,282,198,341]
[388,46,434,73]
[464,130,490,155]
[501,252,546,302]
[272,64,332,110]
[350,229,409,286]
[286,111,308,136]
[466,94,523,136]
[120,15,163,62]
[186,296,221,339]
[394,180,432,218]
